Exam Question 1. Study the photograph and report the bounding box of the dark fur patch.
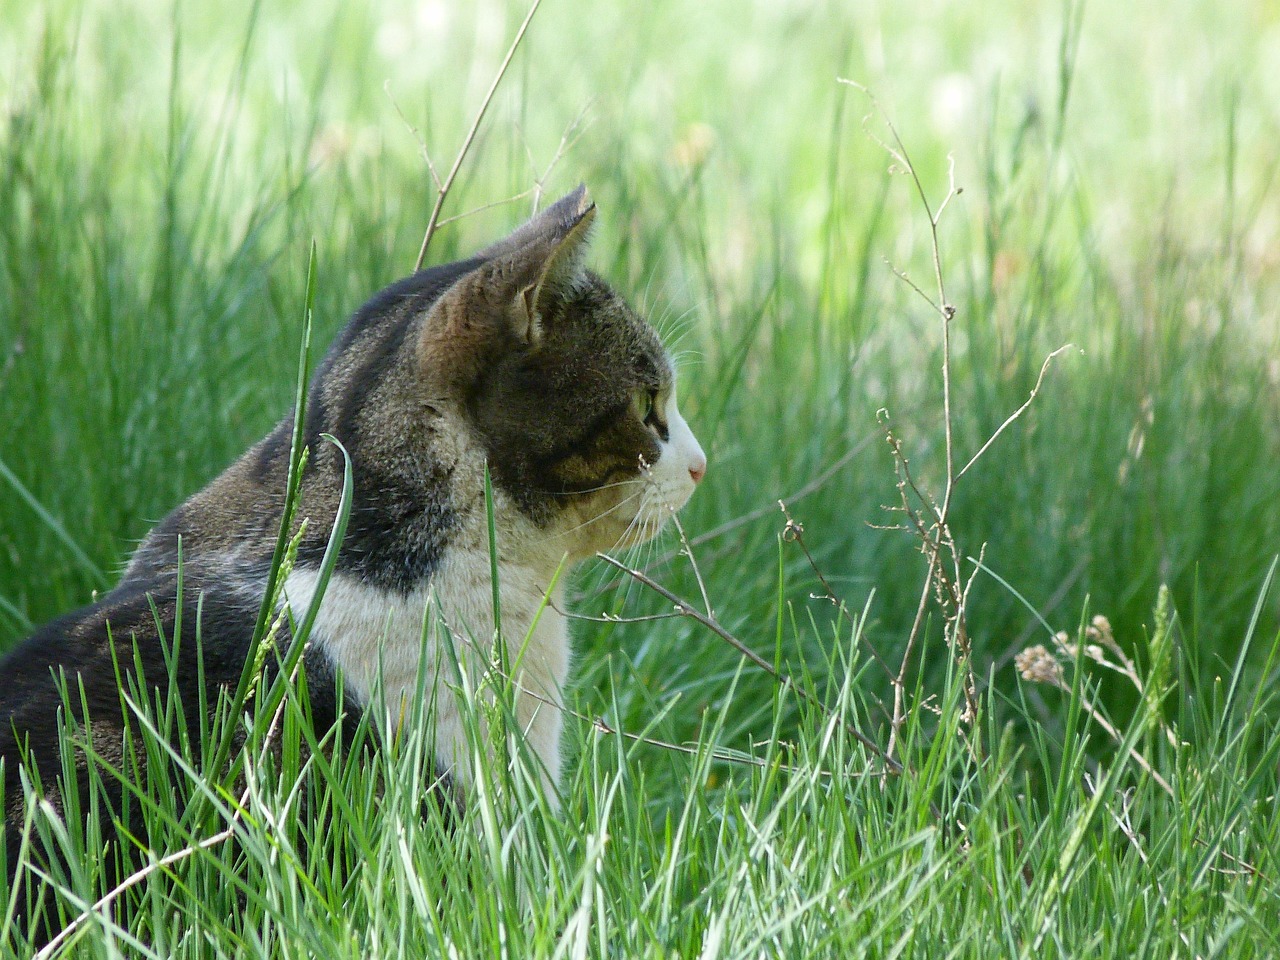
[0,575,261,939]
[308,258,483,455]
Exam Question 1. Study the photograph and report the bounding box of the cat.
[0,185,706,931]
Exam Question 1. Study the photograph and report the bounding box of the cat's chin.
[568,462,703,556]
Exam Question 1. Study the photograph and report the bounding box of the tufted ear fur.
[419,186,597,391]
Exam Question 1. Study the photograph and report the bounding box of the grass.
[2,0,1279,954]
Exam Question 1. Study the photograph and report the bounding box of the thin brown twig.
[672,513,713,618]
[586,714,840,778]
[526,104,592,211]
[549,599,683,625]
[780,502,899,686]
[778,502,838,607]
[434,189,537,230]
[536,687,853,780]
[587,435,874,597]
[35,625,310,958]
[443,615,862,781]
[413,0,544,272]
[674,506,899,767]
[884,259,941,314]
[33,817,239,958]
[680,435,870,548]
[845,81,979,749]
[384,80,441,190]
[956,344,1077,481]
[426,103,590,236]
[879,417,973,749]
[460,603,869,783]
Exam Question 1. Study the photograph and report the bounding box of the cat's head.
[419,186,706,559]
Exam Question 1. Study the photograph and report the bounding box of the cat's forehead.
[553,275,671,384]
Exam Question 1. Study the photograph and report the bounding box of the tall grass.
[1,0,1278,955]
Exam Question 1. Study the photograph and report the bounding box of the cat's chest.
[280,543,570,714]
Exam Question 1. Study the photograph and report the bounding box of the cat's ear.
[484,185,597,345]
[420,187,596,388]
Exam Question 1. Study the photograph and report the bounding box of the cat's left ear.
[491,186,597,345]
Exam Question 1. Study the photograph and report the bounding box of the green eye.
[634,388,655,422]
[635,388,669,441]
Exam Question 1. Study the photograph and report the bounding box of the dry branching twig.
[838,79,1073,762]
[588,434,876,595]
[596,552,904,776]
[413,0,544,272]
[34,629,312,959]
[777,501,898,688]
[587,84,1072,819]
[841,80,978,749]
[956,344,1077,481]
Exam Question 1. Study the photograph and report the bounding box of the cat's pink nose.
[689,457,707,484]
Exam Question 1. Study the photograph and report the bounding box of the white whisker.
[668,347,705,371]
[547,477,647,497]
[656,304,702,348]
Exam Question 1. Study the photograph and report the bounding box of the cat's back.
[123,256,485,588]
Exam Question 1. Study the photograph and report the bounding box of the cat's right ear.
[476,185,596,265]
[477,185,596,346]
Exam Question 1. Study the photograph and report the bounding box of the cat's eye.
[633,389,655,422]
[634,388,669,441]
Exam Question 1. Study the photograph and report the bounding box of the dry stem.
[413,0,544,271]
[841,81,978,751]
[842,81,1071,760]
[33,637,308,958]
[589,435,876,600]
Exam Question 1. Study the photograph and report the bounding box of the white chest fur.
[282,539,570,799]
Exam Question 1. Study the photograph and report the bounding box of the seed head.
[1016,645,1064,686]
